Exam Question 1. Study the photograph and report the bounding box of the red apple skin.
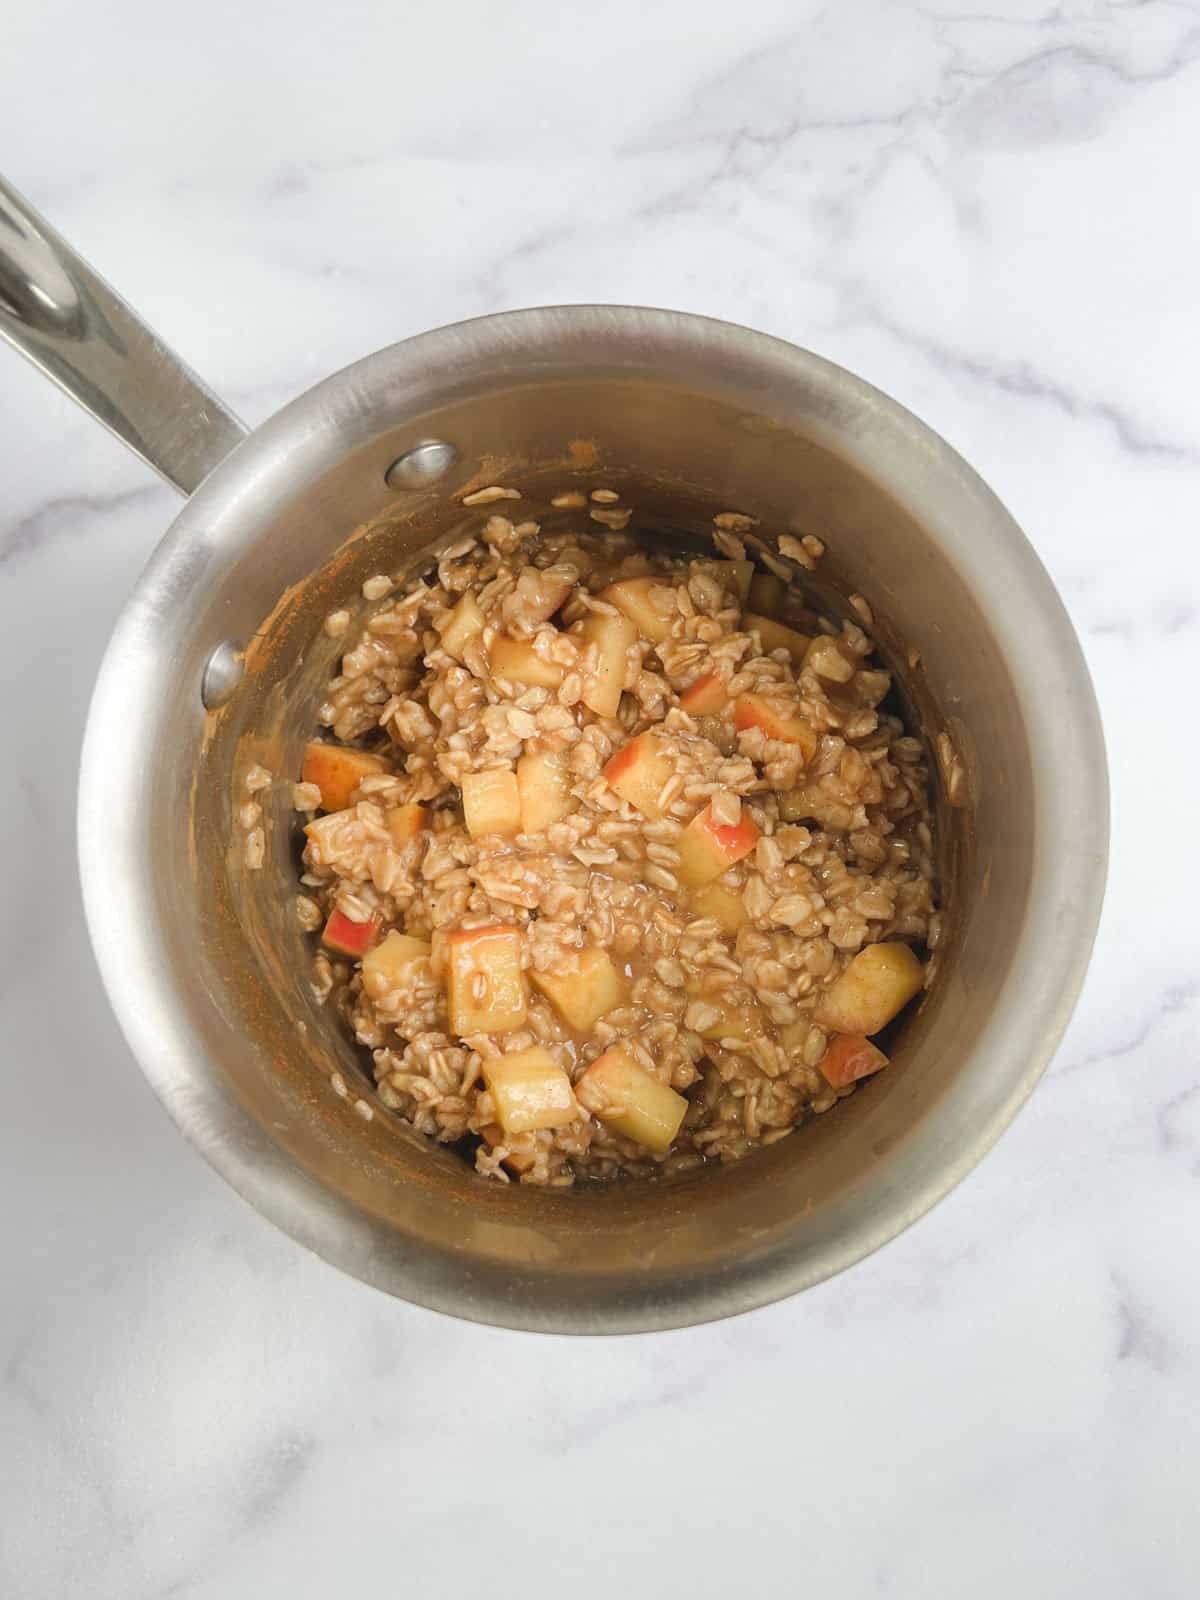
[321,907,381,958]
[817,1034,889,1088]
[733,694,817,757]
[601,730,674,818]
[301,741,389,812]
[695,806,758,863]
[677,801,760,885]
[679,674,729,715]
[601,735,644,787]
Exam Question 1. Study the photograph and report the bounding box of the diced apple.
[817,1033,890,1089]
[517,750,574,834]
[461,768,522,838]
[446,924,527,1036]
[803,634,855,684]
[479,1123,537,1176]
[321,907,381,959]
[489,636,564,690]
[677,800,760,888]
[602,730,674,818]
[575,1043,687,1154]
[362,930,432,989]
[301,741,389,813]
[578,611,637,718]
[748,573,785,614]
[522,570,574,622]
[679,673,729,715]
[743,613,812,665]
[691,881,750,934]
[815,942,924,1036]
[734,694,817,759]
[532,947,626,1033]
[439,592,485,662]
[385,802,428,847]
[600,577,675,644]
[482,1046,577,1135]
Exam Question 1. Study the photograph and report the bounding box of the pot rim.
[77,304,1109,1332]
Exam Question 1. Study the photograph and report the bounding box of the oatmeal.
[292,499,939,1185]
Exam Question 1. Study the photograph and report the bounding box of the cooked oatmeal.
[291,499,939,1185]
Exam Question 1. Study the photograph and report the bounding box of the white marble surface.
[2,2,1198,1594]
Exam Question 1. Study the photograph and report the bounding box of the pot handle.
[0,175,247,496]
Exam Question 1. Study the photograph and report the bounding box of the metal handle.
[0,175,247,496]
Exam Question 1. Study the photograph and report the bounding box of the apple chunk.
[748,572,785,614]
[321,907,381,959]
[438,592,485,662]
[677,800,760,888]
[482,1046,577,1135]
[532,947,625,1033]
[489,636,565,690]
[516,750,574,834]
[479,1123,536,1176]
[815,942,924,1036]
[446,924,527,1036]
[602,730,674,818]
[691,881,749,934]
[301,741,389,813]
[679,673,729,715]
[743,613,812,665]
[575,1043,687,1154]
[521,570,573,622]
[385,802,427,847]
[578,611,637,718]
[362,930,432,990]
[461,768,522,838]
[734,694,817,759]
[600,577,675,644]
[817,1033,890,1089]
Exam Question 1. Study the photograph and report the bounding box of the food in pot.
[291,494,940,1184]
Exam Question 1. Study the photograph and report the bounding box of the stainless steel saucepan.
[0,174,1107,1333]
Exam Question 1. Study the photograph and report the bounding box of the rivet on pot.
[385,439,459,489]
[201,640,244,710]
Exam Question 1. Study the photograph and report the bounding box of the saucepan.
[0,174,1107,1333]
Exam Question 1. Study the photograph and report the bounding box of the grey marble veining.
[1,2,1197,1596]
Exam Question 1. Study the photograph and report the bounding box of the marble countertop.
[3,2,1197,1595]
